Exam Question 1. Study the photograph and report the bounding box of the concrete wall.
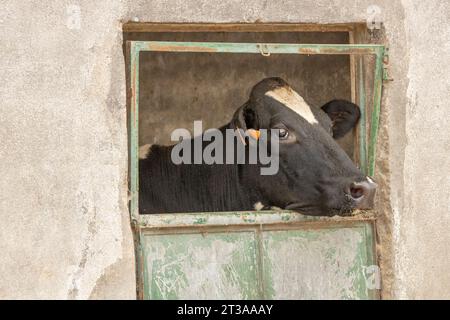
[0,1,135,299]
[395,1,450,299]
[0,0,449,299]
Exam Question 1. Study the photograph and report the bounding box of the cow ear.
[321,100,360,139]
[231,101,259,130]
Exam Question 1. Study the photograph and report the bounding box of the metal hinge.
[257,44,271,57]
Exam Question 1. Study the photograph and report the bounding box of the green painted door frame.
[127,41,385,299]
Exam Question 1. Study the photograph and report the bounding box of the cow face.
[231,77,377,216]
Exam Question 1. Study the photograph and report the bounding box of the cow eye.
[278,128,289,139]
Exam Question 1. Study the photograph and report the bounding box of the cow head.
[231,77,377,216]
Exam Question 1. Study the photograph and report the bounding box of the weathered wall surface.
[0,0,449,299]
[395,0,450,299]
[0,1,135,299]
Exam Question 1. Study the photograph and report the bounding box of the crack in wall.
[67,199,98,299]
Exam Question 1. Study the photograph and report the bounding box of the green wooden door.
[138,213,378,300]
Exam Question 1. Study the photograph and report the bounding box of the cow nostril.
[350,186,365,199]
[347,179,377,209]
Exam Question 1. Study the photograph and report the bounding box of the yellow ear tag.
[247,129,260,140]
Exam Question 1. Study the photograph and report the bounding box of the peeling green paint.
[193,217,208,225]
[260,227,375,299]
[142,232,260,299]
[241,216,256,223]
[140,223,377,300]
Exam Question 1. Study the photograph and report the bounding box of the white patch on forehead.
[254,202,264,211]
[265,86,318,124]
[139,144,152,159]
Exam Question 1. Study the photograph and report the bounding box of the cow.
[139,77,377,216]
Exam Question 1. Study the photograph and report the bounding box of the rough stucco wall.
[0,1,135,299]
[0,0,449,299]
[396,0,450,299]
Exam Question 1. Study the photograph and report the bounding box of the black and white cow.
[139,77,376,216]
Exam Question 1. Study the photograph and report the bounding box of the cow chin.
[285,203,355,217]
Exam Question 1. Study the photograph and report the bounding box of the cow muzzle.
[346,179,377,209]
